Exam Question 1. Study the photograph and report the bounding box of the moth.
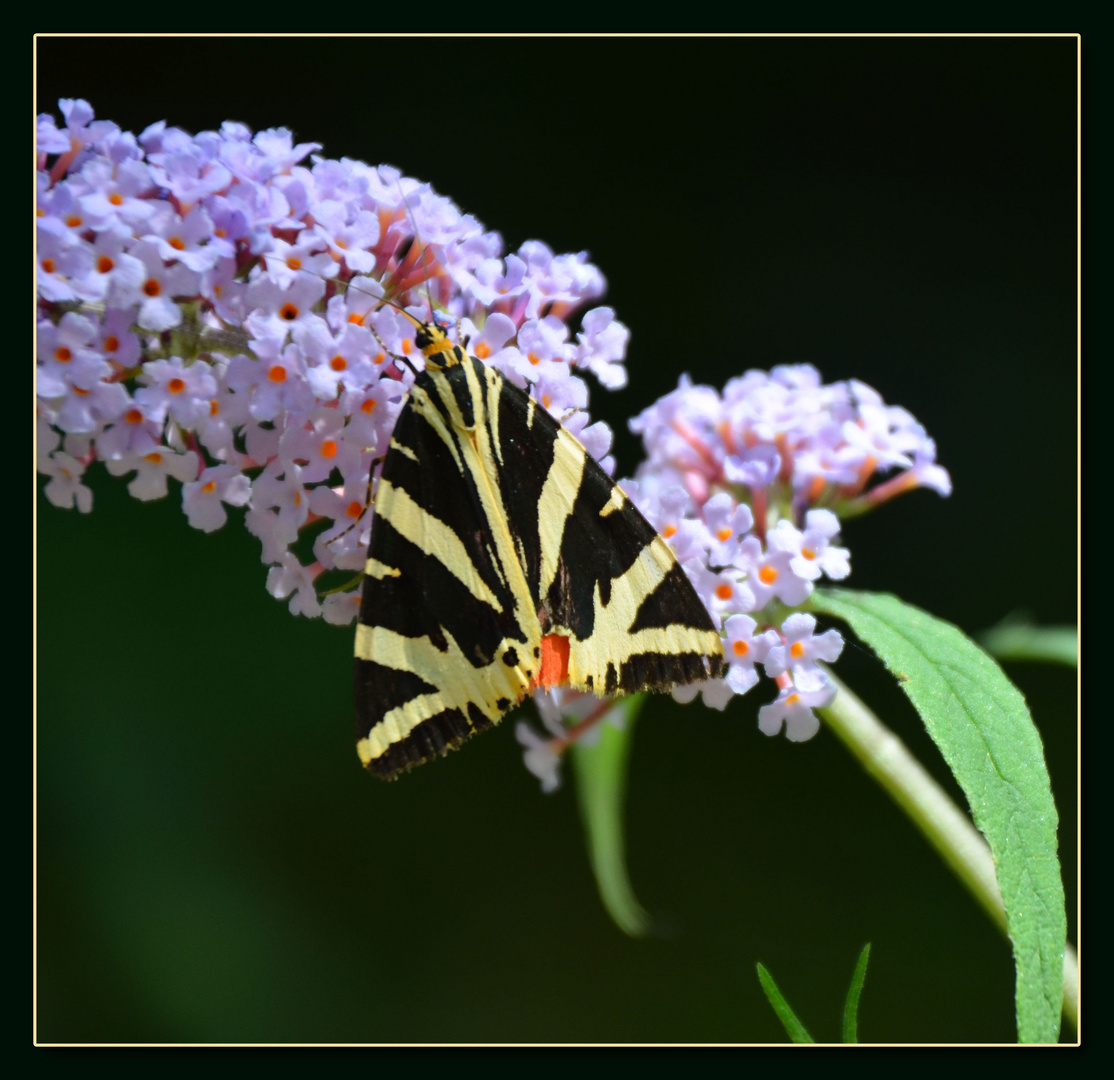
[355,314,725,778]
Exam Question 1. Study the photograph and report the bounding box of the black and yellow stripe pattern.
[355,319,725,778]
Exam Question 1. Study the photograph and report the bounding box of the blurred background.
[36,36,1077,1043]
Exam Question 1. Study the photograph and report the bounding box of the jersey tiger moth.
[354,313,725,779]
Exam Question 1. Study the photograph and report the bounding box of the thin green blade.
[842,943,871,1043]
[570,697,652,937]
[756,963,815,1043]
[980,619,1078,667]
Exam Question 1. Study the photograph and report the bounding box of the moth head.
[415,319,462,370]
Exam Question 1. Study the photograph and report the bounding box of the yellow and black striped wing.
[355,350,724,779]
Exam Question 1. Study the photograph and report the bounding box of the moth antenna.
[322,460,381,550]
[368,316,420,378]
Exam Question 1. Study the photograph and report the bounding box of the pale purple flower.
[182,464,251,532]
[722,614,778,694]
[764,613,845,694]
[757,683,836,742]
[767,510,850,583]
[266,551,323,619]
[575,307,629,389]
[41,451,93,513]
[105,448,199,501]
[703,492,754,568]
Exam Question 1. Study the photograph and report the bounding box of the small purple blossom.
[757,683,835,742]
[40,450,94,513]
[722,614,779,694]
[105,448,198,502]
[764,613,845,693]
[767,510,850,584]
[266,551,323,619]
[182,464,251,532]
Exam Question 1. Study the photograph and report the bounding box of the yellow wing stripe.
[537,427,587,602]
[408,384,464,475]
[374,478,504,613]
[364,557,401,580]
[485,366,505,466]
[388,438,419,463]
[599,486,627,518]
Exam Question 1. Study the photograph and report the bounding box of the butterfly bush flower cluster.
[517,348,951,788]
[632,368,949,721]
[37,100,627,629]
[37,102,951,790]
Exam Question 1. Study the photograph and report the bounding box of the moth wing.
[354,364,542,779]
[481,367,725,697]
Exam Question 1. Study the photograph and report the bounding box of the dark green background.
[36,36,1077,1043]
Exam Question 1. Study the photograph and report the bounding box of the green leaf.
[570,697,652,937]
[980,618,1078,667]
[842,943,871,1043]
[811,589,1066,1043]
[756,963,814,1043]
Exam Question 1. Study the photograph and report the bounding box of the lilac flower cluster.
[37,100,628,626]
[625,367,951,738]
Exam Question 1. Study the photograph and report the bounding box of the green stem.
[819,670,1078,1035]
